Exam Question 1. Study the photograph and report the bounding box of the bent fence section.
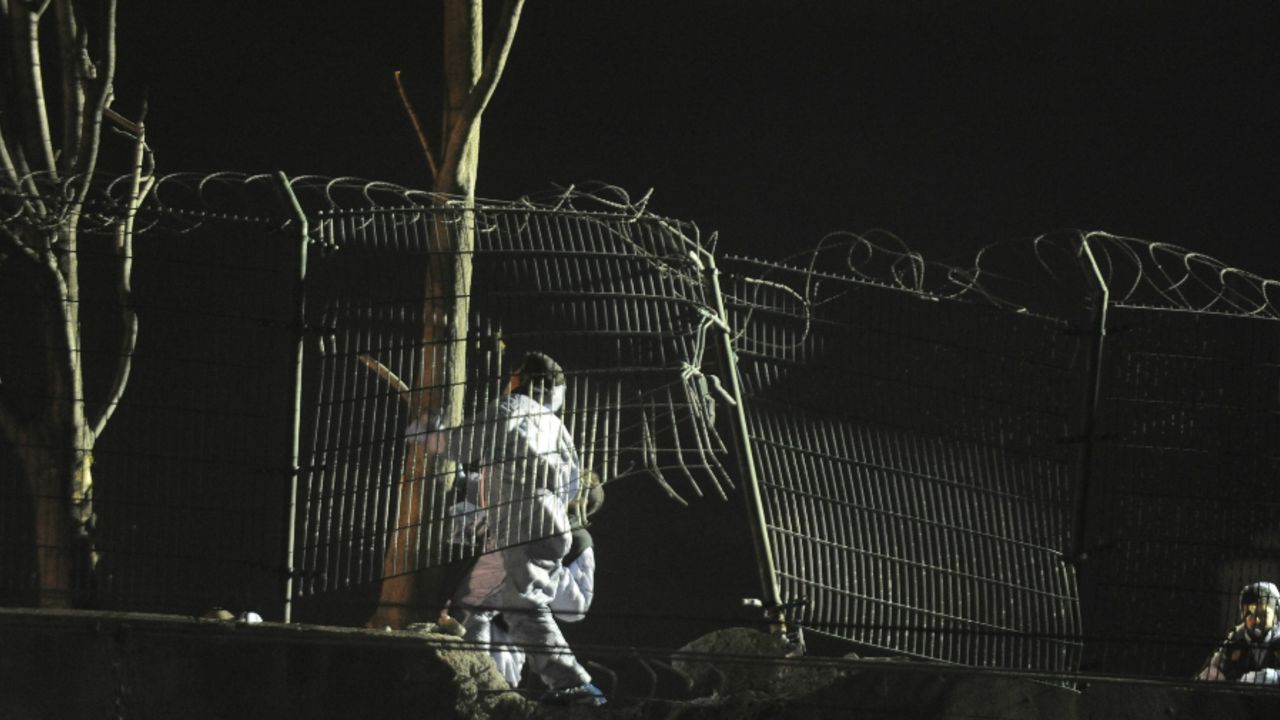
[295,198,731,601]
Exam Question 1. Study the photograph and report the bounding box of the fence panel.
[721,250,1086,672]
[1,174,299,615]
[91,217,297,614]
[6,174,1279,685]
[294,197,730,606]
[1085,306,1280,677]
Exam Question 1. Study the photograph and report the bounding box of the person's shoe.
[540,682,607,706]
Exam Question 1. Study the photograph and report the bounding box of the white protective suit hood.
[547,384,566,414]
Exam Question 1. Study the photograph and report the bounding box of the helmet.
[1239,581,1279,640]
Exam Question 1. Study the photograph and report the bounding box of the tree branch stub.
[393,70,439,182]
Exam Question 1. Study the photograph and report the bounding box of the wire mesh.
[87,217,295,613]
[5,171,1279,685]
[1083,308,1280,677]
[1073,234,1280,678]
[294,189,732,597]
[721,241,1087,673]
[1,171,298,613]
[718,230,1280,680]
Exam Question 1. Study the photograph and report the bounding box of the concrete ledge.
[0,608,529,720]
[4,611,1279,720]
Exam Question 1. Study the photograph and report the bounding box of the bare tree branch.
[0,223,41,263]
[11,4,58,175]
[53,0,85,171]
[103,106,141,135]
[89,115,149,439]
[0,8,44,212]
[1,0,128,607]
[36,245,74,432]
[357,353,412,397]
[436,0,524,188]
[0,125,27,192]
[393,71,439,182]
[70,0,114,192]
[0,50,29,190]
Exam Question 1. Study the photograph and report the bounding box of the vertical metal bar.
[1070,233,1110,660]
[276,171,308,623]
[703,252,786,631]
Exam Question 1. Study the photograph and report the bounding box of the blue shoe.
[540,682,607,706]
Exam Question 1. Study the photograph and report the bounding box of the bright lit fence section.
[295,195,732,596]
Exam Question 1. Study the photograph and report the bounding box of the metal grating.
[722,247,1085,672]
[294,196,733,597]
[5,171,1278,682]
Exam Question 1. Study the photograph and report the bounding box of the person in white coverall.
[450,474,602,688]
[427,352,605,706]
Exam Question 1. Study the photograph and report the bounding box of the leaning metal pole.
[1069,233,1110,660]
[701,250,787,632]
[276,172,309,623]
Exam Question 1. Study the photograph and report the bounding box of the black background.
[116,1,1279,274]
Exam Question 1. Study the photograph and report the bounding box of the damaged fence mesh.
[295,187,732,596]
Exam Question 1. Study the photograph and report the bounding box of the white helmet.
[1239,581,1279,641]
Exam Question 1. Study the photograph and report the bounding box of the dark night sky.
[116,1,1279,276]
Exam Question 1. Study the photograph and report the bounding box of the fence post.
[276,172,308,623]
[701,251,787,632]
[1070,233,1110,648]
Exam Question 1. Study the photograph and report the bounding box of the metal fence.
[294,191,733,613]
[720,232,1280,678]
[720,240,1086,673]
[3,173,1278,683]
[1,173,298,613]
[2,173,736,624]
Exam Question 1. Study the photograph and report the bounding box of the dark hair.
[515,352,565,394]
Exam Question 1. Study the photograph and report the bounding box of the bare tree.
[367,0,525,629]
[0,0,153,607]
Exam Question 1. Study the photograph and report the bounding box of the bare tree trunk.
[15,428,74,608]
[0,0,149,607]
[369,0,523,628]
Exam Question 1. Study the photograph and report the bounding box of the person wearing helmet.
[428,352,605,706]
[1196,581,1280,684]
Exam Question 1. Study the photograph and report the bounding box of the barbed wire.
[2,172,707,247]
[723,228,1279,354]
[6,171,1276,318]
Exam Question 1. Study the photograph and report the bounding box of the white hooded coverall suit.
[430,390,591,690]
